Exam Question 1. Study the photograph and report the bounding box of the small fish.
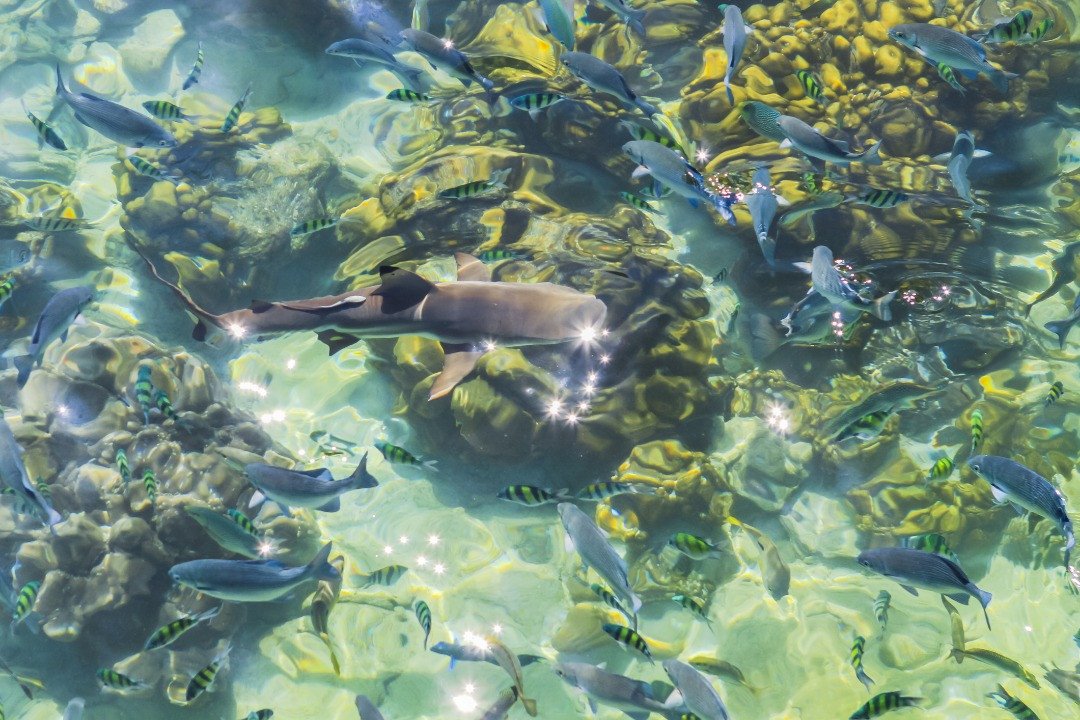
[127,155,176,183]
[309,431,359,454]
[577,481,656,501]
[55,65,176,148]
[902,533,959,564]
[1045,296,1080,348]
[978,10,1033,44]
[430,642,544,669]
[936,62,966,93]
[97,668,146,691]
[0,418,61,526]
[620,120,684,154]
[0,656,41,700]
[226,508,257,536]
[555,662,675,718]
[186,646,230,702]
[135,364,154,423]
[0,275,15,311]
[671,594,711,625]
[951,645,1040,689]
[414,600,432,649]
[941,595,965,652]
[1045,380,1064,406]
[850,636,875,691]
[25,106,66,150]
[889,23,1015,92]
[561,52,658,116]
[848,691,920,719]
[836,410,891,442]
[927,457,954,480]
[476,249,527,263]
[745,165,780,266]
[589,582,630,619]
[144,606,221,650]
[721,4,753,104]
[686,654,757,693]
[143,469,157,504]
[183,42,204,90]
[508,91,566,120]
[243,711,273,720]
[185,506,262,559]
[21,214,87,233]
[290,218,338,238]
[623,140,733,222]
[669,532,723,560]
[801,171,826,196]
[398,29,494,95]
[142,100,187,121]
[221,86,252,133]
[987,684,1040,720]
[153,388,178,421]
[850,189,909,209]
[947,129,978,205]
[602,623,652,661]
[619,191,658,214]
[374,441,437,470]
[385,88,431,102]
[1027,18,1053,42]
[778,116,883,165]
[438,169,511,200]
[15,284,95,386]
[739,100,786,142]
[795,69,825,103]
[355,564,409,587]
[663,660,731,720]
[245,453,377,514]
[820,383,931,441]
[311,554,344,675]
[970,409,984,451]
[594,0,645,35]
[169,542,339,602]
[11,580,39,625]
[559,503,641,619]
[485,636,538,716]
[497,485,568,506]
[479,686,519,720]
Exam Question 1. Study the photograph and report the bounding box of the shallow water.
[0,1,1079,719]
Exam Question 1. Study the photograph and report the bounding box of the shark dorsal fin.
[454,252,490,282]
[372,266,436,313]
[250,300,275,313]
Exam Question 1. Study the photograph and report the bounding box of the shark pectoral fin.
[316,330,360,356]
[428,344,482,400]
[453,252,491,282]
[371,266,436,313]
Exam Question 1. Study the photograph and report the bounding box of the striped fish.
[221,86,252,133]
[11,581,39,624]
[848,691,920,718]
[142,100,187,121]
[0,275,15,311]
[476,249,527,263]
[97,668,145,690]
[128,155,176,183]
[979,9,1033,43]
[374,441,436,470]
[668,532,723,559]
[311,555,344,675]
[1045,380,1064,406]
[619,191,658,214]
[850,636,874,691]
[144,607,220,650]
[25,106,66,150]
[135,364,154,423]
[386,88,431,102]
[414,600,432,649]
[226,509,257,536]
[143,469,157,504]
[601,623,652,661]
[183,42,204,90]
[589,582,630,619]
[987,684,1038,719]
[508,92,566,120]
[22,215,86,232]
[620,120,684,154]
[970,409,983,451]
[795,69,826,103]
[496,485,567,506]
[185,648,229,702]
[290,218,338,238]
[874,590,891,636]
[153,388,178,421]
[439,168,511,200]
[936,63,966,93]
[116,449,131,485]
[671,594,711,626]
[577,481,656,501]
[927,457,954,480]
[356,564,408,587]
[851,189,909,208]
[1027,18,1053,42]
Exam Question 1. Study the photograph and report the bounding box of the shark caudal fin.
[347,452,378,489]
[125,236,225,341]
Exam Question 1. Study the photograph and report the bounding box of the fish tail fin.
[1044,319,1071,349]
[308,542,339,581]
[872,290,896,321]
[977,589,992,629]
[54,64,67,99]
[14,355,32,388]
[950,647,964,664]
[857,668,874,690]
[628,9,646,35]
[348,452,378,489]
[124,234,224,341]
[725,81,734,105]
[422,459,439,473]
[990,68,1016,93]
[520,696,538,717]
[320,633,341,675]
[862,140,883,165]
[489,168,511,189]
[749,313,784,359]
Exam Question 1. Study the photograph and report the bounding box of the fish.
[221,86,252,133]
[1044,296,1080,348]
[555,661,677,719]
[848,189,909,208]
[0,275,15,312]
[538,0,576,50]
[602,623,653,661]
[927,457,955,480]
[951,645,1040,689]
[967,455,1074,568]
[374,441,437,470]
[169,541,339,602]
[795,69,826,103]
[479,686,519,720]
[935,62,966,93]
[1042,665,1079,704]
[289,218,338,238]
[739,100,787,142]
[0,417,62,526]
[620,120,686,155]
[619,191,658,214]
[62,698,84,720]
[185,506,263,558]
[0,656,41,700]
[622,140,735,223]
[664,659,731,720]
[976,9,1033,44]
[429,641,544,669]
[850,636,875,691]
[779,190,846,228]
[143,606,221,650]
[721,4,752,105]
[686,654,758,694]
[55,65,176,148]
[848,692,920,718]
[153,388,179,422]
[509,92,566,120]
[311,554,344,674]
[744,166,780,266]
[21,215,88,232]
[135,364,154,423]
[1024,242,1080,315]
[947,129,978,204]
[728,517,790,599]
[497,485,569,506]
[355,696,385,720]
[577,481,657,501]
[561,51,658,116]
[142,100,187,121]
[386,88,431,102]
[987,684,1039,719]
[1027,18,1053,42]
[669,532,723,560]
[970,409,984,451]
[14,285,95,387]
[355,564,408,587]
[941,595,965,652]
[245,453,377,515]
[25,105,66,150]
[11,580,39,625]
[796,246,896,333]
[485,636,538,716]
[243,711,273,720]
[778,115,883,165]
[476,249,528,263]
[397,29,495,96]
[857,547,992,629]
[186,645,230,702]
[888,23,1015,93]
[589,582,631,620]
[326,38,427,91]
[127,155,177,183]
[874,590,891,635]
[183,42,204,90]
[116,449,131,485]
[1045,380,1064,405]
[414,599,432,649]
[143,469,157,504]
[902,533,959,564]
[309,431,359,454]
[594,0,646,36]
[671,594,711,626]
[558,503,642,620]
[131,246,607,401]
[97,668,147,691]
[438,168,511,200]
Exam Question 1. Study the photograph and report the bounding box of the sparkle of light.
[451,692,477,714]
[416,555,429,567]
[579,326,598,343]
[546,398,564,418]
[565,412,580,425]
[399,535,410,545]
[599,354,611,365]
[462,632,490,651]
[428,534,441,546]
[582,382,596,396]
[383,545,394,555]
[56,404,70,417]
[226,322,248,339]
[285,358,296,370]
[577,401,590,413]
[765,401,790,434]
[237,381,268,398]
[442,38,455,49]
[695,145,711,164]
[433,562,446,575]
[257,540,275,557]
[491,623,503,635]
[482,339,497,352]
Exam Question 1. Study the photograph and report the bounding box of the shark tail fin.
[347,452,378,489]
[1044,319,1071,349]
[125,235,225,341]
[872,290,897,321]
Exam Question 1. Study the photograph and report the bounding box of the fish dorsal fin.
[429,343,482,400]
[454,252,490,282]
[372,266,436,313]
[250,300,275,313]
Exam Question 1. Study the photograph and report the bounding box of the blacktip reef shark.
[130,244,608,401]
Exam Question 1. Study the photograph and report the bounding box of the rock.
[120,10,185,78]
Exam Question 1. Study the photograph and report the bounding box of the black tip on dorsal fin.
[371,265,436,313]
[250,300,274,313]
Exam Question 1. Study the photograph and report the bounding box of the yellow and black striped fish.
[800,171,826,196]
[153,388,178,421]
[621,121,684,154]
[0,275,15,311]
[981,9,1033,43]
[128,155,175,183]
[668,532,722,559]
[848,691,920,718]
[619,191,658,214]
[226,509,257,536]
[135,364,154,423]
[22,215,85,232]
[1045,380,1064,406]
[496,485,566,506]
[438,168,511,200]
[671,594,711,625]
[11,580,39,624]
[795,69,826,103]
[589,583,630,618]
[988,684,1038,719]
[357,564,408,587]
[1028,18,1053,42]
[221,86,252,133]
[185,653,227,702]
[143,469,157,504]
[144,607,220,650]
[25,108,66,151]
[577,481,656,501]
[927,457,954,480]
[374,441,436,469]
[936,63,965,93]
[476,249,527,263]
[849,636,874,691]
[142,100,187,121]
[601,623,652,661]
[116,448,131,485]
[386,88,430,102]
[852,189,909,209]
[970,409,984,451]
[183,42,204,90]
[290,218,338,238]
[874,590,891,635]
[509,92,566,119]
[97,668,145,690]
[414,600,432,649]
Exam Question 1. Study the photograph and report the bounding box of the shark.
[130,245,607,400]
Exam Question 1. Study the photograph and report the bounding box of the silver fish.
[663,659,731,720]
[558,503,642,618]
[821,382,934,441]
[721,4,752,104]
[325,38,426,91]
[778,115,882,165]
[14,285,95,388]
[622,140,735,224]
[480,687,519,720]
[429,641,544,669]
[967,455,1074,568]
[397,29,494,94]
[744,166,780,266]
[245,453,377,515]
[798,246,895,323]
[888,23,1015,92]
[1044,294,1080,349]
[857,547,992,629]
[185,506,263,559]
[947,129,976,204]
[539,0,576,50]
[55,66,176,148]
[779,190,845,229]
[561,51,658,117]
[355,695,385,720]
[169,541,339,602]
[554,662,678,719]
[595,0,646,36]
[0,416,61,527]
